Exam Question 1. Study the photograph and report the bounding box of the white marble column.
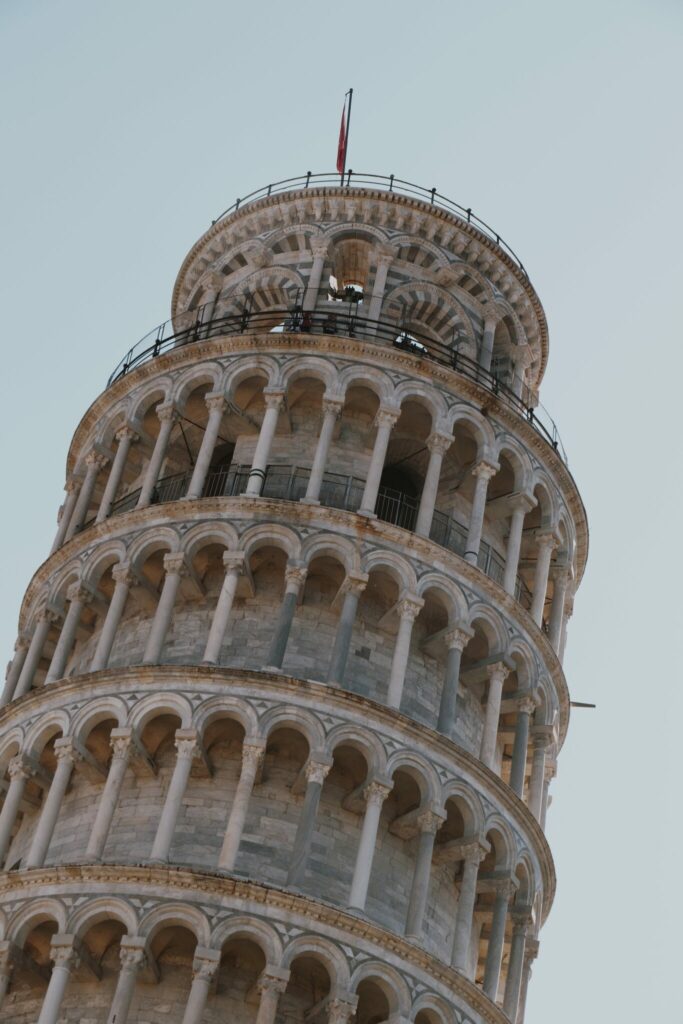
[0,755,34,864]
[451,843,487,974]
[14,609,57,698]
[137,403,177,509]
[97,426,138,522]
[510,347,532,400]
[37,934,80,1024]
[326,573,368,685]
[265,564,307,671]
[50,479,79,553]
[348,780,392,910]
[386,595,423,709]
[479,662,510,770]
[287,759,331,887]
[150,730,197,862]
[202,553,244,664]
[529,533,557,627]
[1,636,29,706]
[415,432,452,538]
[527,729,551,822]
[45,583,92,683]
[436,624,473,737]
[483,880,513,1000]
[548,567,569,652]
[186,393,227,499]
[516,937,539,1024]
[180,947,220,1024]
[366,250,394,325]
[27,738,78,868]
[479,315,498,372]
[303,239,329,310]
[66,451,109,539]
[502,495,535,596]
[359,405,400,515]
[91,563,135,672]
[218,740,265,870]
[245,390,285,496]
[503,911,531,1019]
[405,810,443,939]
[106,937,147,1024]
[86,729,132,861]
[254,967,290,1024]
[509,696,537,798]
[302,397,343,504]
[464,461,498,566]
[142,553,186,665]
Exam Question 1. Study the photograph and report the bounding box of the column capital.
[472,459,499,481]
[115,424,139,444]
[8,753,35,781]
[511,907,533,934]
[524,937,540,963]
[112,561,137,587]
[396,593,424,621]
[163,552,187,576]
[491,876,517,901]
[110,728,134,760]
[535,530,558,552]
[39,606,61,625]
[444,622,474,651]
[156,402,177,424]
[205,392,227,414]
[374,404,401,429]
[531,726,554,751]
[262,388,286,411]
[310,238,330,260]
[66,580,94,605]
[364,778,393,805]
[417,808,446,834]
[222,550,246,573]
[487,660,510,685]
[85,450,109,470]
[284,563,308,591]
[461,840,489,866]
[508,491,537,514]
[119,935,147,971]
[342,571,369,597]
[191,946,220,981]
[64,477,80,495]
[322,395,344,417]
[550,563,571,584]
[50,933,80,970]
[54,737,80,767]
[258,964,290,995]
[515,692,538,716]
[375,244,395,266]
[426,431,453,456]
[328,997,359,1024]
[242,740,266,769]
[304,758,332,786]
[174,729,198,760]
[13,635,30,654]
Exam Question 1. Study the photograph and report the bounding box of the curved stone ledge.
[0,664,556,918]
[0,863,511,1024]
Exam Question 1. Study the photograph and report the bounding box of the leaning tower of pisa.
[0,172,587,1024]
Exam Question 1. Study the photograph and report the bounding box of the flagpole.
[343,88,353,177]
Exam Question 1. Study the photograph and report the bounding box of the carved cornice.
[0,864,512,1024]
[0,664,556,920]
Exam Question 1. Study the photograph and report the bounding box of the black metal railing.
[105,463,532,610]
[107,307,567,463]
[211,171,529,276]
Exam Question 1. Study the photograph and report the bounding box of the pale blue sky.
[1,1,681,1020]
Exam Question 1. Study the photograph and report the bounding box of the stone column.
[218,740,265,870]
[541,760,556,831]
[436,624,473,737]
[483,880,513,1000]
[186,393,227,499]
[50,479,79,553]
[503,911,531,1020]
[386,595,423,709]
[451,844,487,974]
[503,495,534,596]
[1,636,29,706]
[265,564,307,671]
[14,609,57,698]
[150,730,197,862]
[37,934,80,1024]
[479,662,510,770]
[303,239,329,309]
[66,451,109,539]
[366,250,394,324]
[142,553,186,665]
[510,347,532,400]
[97,426,138,522]
[359,406,400,515]
[516,937,539,1023]
[0,941,14,1009]
[509,695,537,798]
[415,432,452,538]
[479,315,498,372]
[202,553,244,665]
[405,810,443,939]
[302,397,343,503]
[0,755,34,864]
[86,729,132,861]
[245,389,285,496]
[254,968,290,1024]
[45,583,92,683]
[137,403,177,509]
[527,729,551,822]
[348,780,392,910]
[91,563,135,672]
[464,461,498,565]
[529,533,557,627]
[180,947,220,1024]
[548,567,570,652]
[27,738,78,869]
[106,937,147,1024]
[287,759,331,887]
[326,573,368,685]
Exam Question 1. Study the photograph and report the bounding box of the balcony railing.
[210,171,529,277]
[107,307,567,463]
[104,464,532,610]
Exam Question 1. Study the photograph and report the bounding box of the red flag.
[336,102,347,174]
